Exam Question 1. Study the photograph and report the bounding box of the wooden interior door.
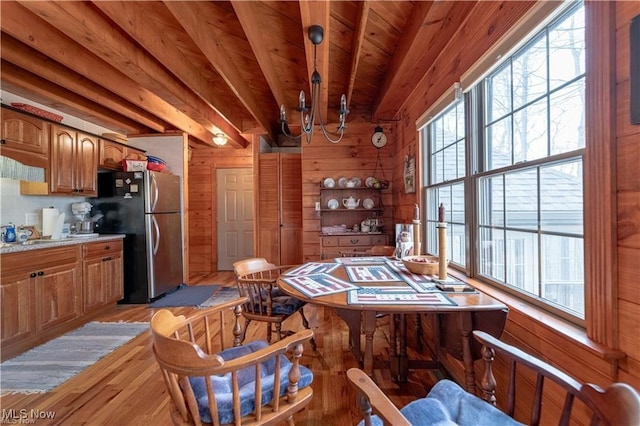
[256,153,302,265]
[216,168,254,271]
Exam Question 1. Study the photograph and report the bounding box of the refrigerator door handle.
[151,215,160,255]
[150,173,159,212]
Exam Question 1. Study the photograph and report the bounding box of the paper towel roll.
[51,213,65,240]
[42,207,59,237]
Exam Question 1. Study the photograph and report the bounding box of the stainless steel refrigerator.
[91,171,184,303]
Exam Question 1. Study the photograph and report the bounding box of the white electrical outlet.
[25,213,38,226]
[315,202,321,211]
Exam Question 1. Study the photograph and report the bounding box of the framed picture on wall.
[631,14,640,124]
[404,155,415,194]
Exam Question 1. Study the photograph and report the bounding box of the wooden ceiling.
[0,1,479,148]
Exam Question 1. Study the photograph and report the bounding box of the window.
[422,2,585,321]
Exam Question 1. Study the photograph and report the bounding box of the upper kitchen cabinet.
[99,139,145,170]
[0,107,49,168]
[49,124,99,196]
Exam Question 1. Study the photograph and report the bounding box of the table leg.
[398,314,408,382]
[362,311,377,376]
[457,311,476,394]
[389,314,398,378]
[335,308,363,364]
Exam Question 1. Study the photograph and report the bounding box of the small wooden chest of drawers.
[320,234,389,259]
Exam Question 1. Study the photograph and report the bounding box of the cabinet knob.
[102,256,111,262]
[79,189,84,193]
[0,139,6,145]
[73,188,79,193]
[30,272,37,278]
[37,271,44,276]
[105,245,110,250]
[350,239,359,244]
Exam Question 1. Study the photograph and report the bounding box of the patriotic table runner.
[280,273,358,298]
[347,286,456,306]
[284,262,340,276]
[385,260,437,292]
[344,265,400,283]
[335,256,389,265]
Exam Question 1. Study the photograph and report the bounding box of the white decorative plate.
[338,177,348,188]
[365,176,376,188]
[323,177,335,188]
[327,199,339,210]
[363,198,375,209]
[352,177,362,187]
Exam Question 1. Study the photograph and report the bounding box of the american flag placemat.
[344,265,400,283]
[280,273,358,298]
[284,262,341,276]
[347,286,456,305]
[385,260,437,292]
[335,256,389,265]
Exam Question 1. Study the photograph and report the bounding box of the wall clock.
[371,126,387,149]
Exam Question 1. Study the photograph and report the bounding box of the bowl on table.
[401,255,446,275]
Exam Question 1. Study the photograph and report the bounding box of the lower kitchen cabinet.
[0,246,81,352]
[82,240,124,311]
[0,239,124,361]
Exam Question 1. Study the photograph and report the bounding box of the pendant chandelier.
[279,25,350,144]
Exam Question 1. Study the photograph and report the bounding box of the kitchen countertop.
[0,234,125,254]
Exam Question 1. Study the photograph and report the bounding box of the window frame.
[421,1,587,325]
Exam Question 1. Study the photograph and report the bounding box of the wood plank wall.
[187,141,254,274]
[390,0,640,422]
[615,0,640,386]
[300,122,395,261]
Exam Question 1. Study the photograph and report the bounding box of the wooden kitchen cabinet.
[49,124,99,196]
[99,139,145,170]
[0,245,81,359]
[82,240,124,311]
[0,107,49,168]
[321,234,389,259]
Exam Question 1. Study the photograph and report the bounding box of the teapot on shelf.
[342,196,360,209]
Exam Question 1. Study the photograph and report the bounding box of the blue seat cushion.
[188,340,313,424]
[253,287,305,316]
[361,379,523,426]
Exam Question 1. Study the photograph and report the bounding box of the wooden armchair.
[233,258,316,351]
[348,330,640,425]
[150,296,315,425]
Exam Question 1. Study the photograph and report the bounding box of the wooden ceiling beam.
[230,1,288,109]
[346,2,370,109]
[16,1,248,149]
[299,0,330,122]
[1,60,144,134]
[92,1,245,135]
[1,33,166,134]
[371,1,436,119]
[372,1,479,120]
[163,1,277,144]
[0,2,219,146]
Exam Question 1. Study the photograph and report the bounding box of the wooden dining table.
[277,258,508,392]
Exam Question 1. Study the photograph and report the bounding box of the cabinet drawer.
[1,246,80,276]
[338,236,372,247]
[370,235,388,245]
[321,237,339,247]
[83,240,123,258]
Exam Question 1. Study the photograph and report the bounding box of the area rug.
[198,287,242,308]
[0,321,149,394]
[149,284,219,308]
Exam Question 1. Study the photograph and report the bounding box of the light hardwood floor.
[0,272,438,425]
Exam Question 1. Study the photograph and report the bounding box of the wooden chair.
[347,330,640,426]
[150,297,315,426]
[233,258,316,351]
